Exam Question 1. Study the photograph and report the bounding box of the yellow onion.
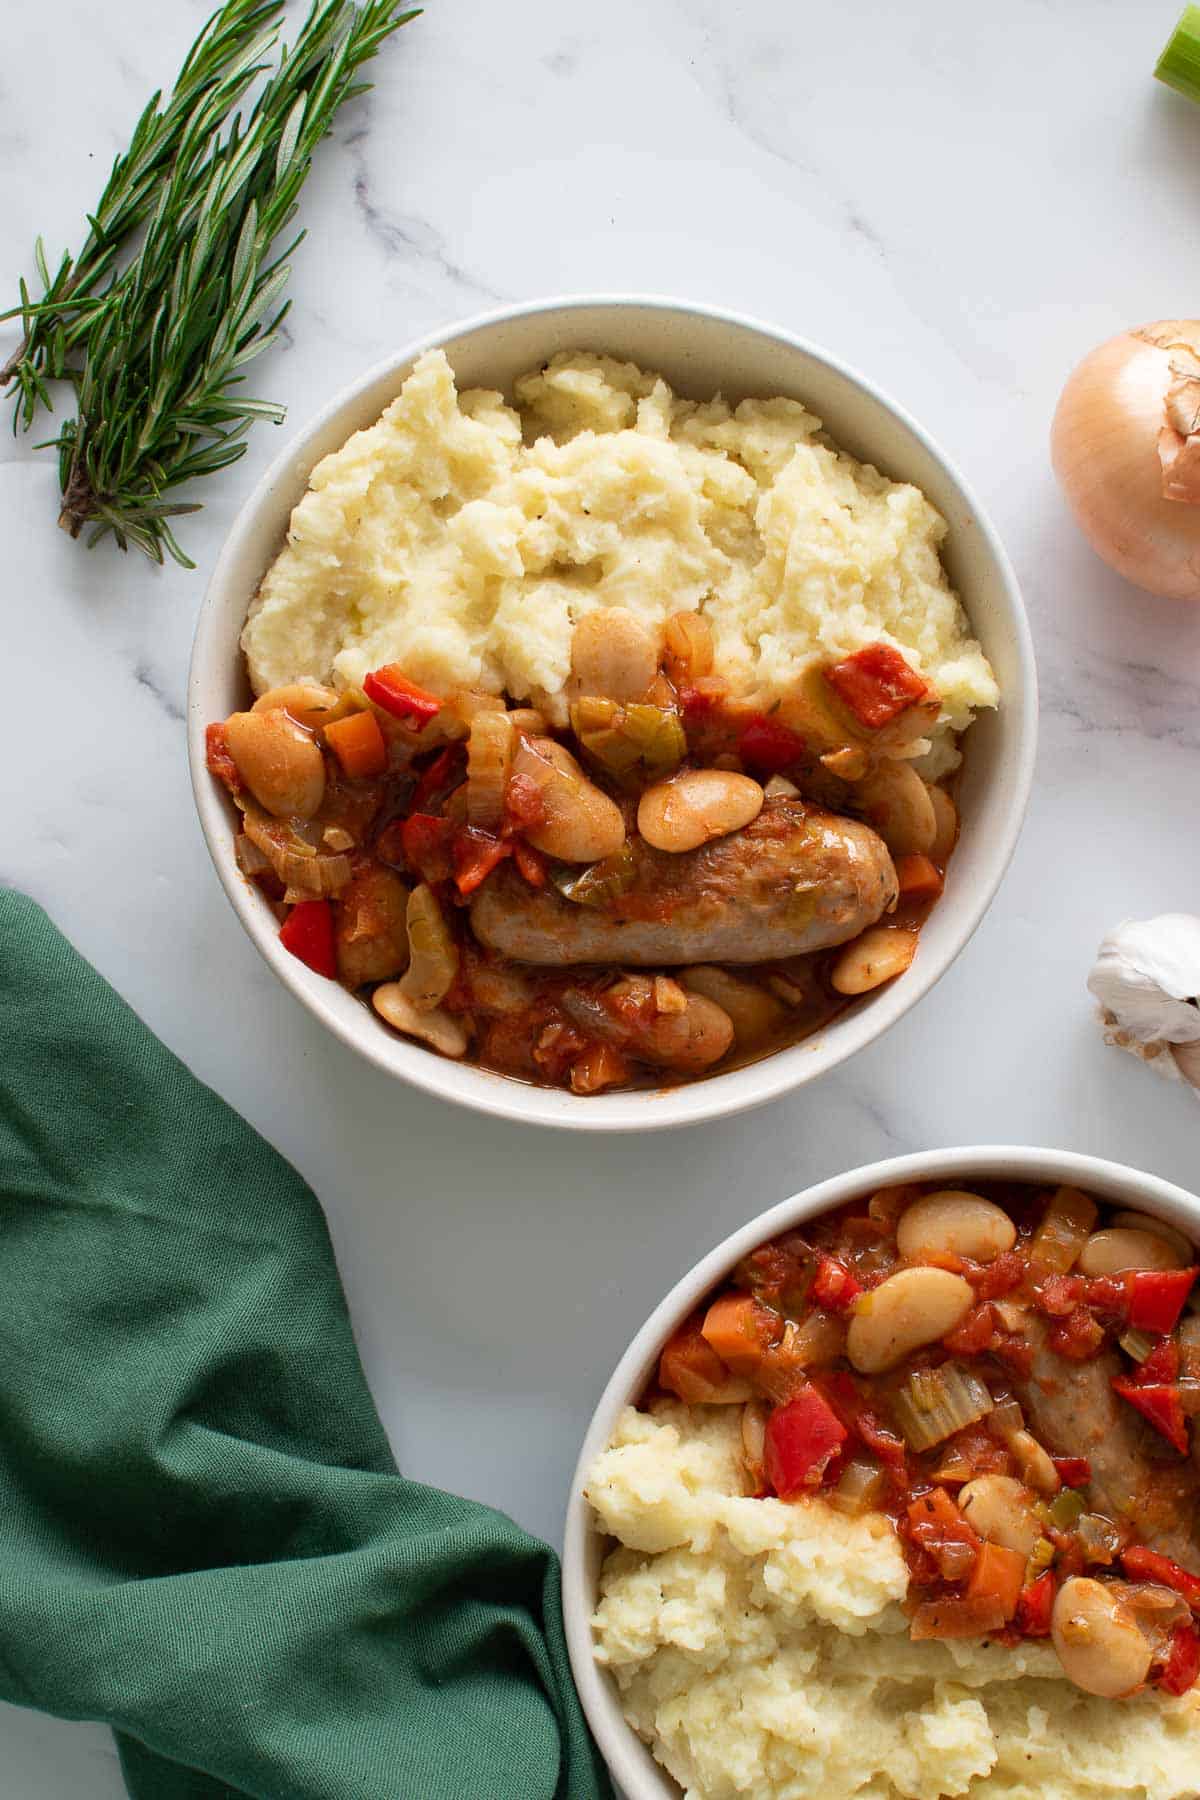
[1052,320,1200,599]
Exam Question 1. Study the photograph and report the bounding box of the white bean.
[224,709,325,819]
[1078,1227,1186,1276]
[958,1475,1041,1555]
[853,761,937,856]
[1110,1211,1195,1265]
[251,683,353,731]
[830,927,918,996]
[680,967,786,1047]
[928,785,958,863]
[845,1267,974,1373]
[372,984,469,1058]
[1010,1429,1061,1496]
[571,608,659,703]
[638,769,764,854]
[1051,1578,1153,1698]
[514,737,626,864]
[897,1191,1017,1265]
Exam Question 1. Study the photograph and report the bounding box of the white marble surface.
[3,0,1200,1792]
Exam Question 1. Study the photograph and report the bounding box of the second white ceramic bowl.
[561,1146,1200,1799]
[188,296,1037,1130]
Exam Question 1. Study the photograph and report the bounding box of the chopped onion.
[1052,321,1200,601]
[909,1595,1006,1642]
[551,844,637,908]
[398,884,457,1013]
[663,610,714,682]
[1029,1185,1097,1273]
[241,805,351,896]
[1118,1328,1158,1364]
[829,1455,887,1517]
[741,1401,768,1488]
[466,710,514,830]
[891,1361,994,1451]
[1077,1512,1123,1565]
[235,832,271,878]
[986,1397,1026,1445]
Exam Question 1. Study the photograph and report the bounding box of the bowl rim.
[560,1143,1200,1798]
[187,292,1038,1132]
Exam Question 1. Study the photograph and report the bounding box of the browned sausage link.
[470,798,897,967]
[1015,1316,1200,1573]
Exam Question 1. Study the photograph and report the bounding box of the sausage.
[1015,1318,1200,1573]
[470,798,897,966]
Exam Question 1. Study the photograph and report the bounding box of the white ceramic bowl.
[562,1146,1200,1799]
[188,296,1037,1131]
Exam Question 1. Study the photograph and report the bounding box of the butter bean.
[638,769,764,854]
[571,608,659,704]
[897,1191,1017,1265]
[251,683,353,731]
[1052,1578,1152,1698]
[1078,1227,1185,1276]
[845,1267,974,1373]
[830,927,918,996]
[224,709,325,819]
[853,761,937,856]
[1110,1211,1195,1265]
[958,1475,1041,1555]
[515,737,626,864]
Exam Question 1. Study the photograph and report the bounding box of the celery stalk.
[1157,6,1200,104]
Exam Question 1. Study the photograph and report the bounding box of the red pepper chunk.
[738,714,807,774]
[1015,1570,1056,1638]
[411,746,464,813]
[1122,1545,1200,1609]
[810,1254,862,1313]
[1161,1621,1200,1696]
[1126,1268,1197,1335]
[823,643,929,730]
[764,1387,847,1497]
[362,664,442,726]
[400,813,454,885]
[1137,1337,1181,1384]
[1112,1378,1190,1454]
[1051,1456,1091,1489]
[278,900,337,979]
[453,828,511,897]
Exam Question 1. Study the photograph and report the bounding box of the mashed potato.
[586,1405,1200,1800]
[243,350,998,759]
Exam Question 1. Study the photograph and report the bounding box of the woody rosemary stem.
[0,0,418,568]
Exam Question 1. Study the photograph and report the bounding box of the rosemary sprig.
[1,0,417,567]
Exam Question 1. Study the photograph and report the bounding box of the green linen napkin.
[0,890,612,1800]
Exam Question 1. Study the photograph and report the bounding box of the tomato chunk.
[1161,1621,1200,1695]
[1126,1268,1197,1334]
[1112,1377,1190,1454]
[400,813,454,885]
[810,1254,862,1313]
[512,840,547,887]
[738,713,806,773]
[764,1388,847,1497]
[205,722,242,796]
[823,643,929,729]
[453,828,510,897]
[1016,1570,1056,1637]
[278,900,337,979]
[1051,1456,1091,1488]
[362,664,442,725]
[1122,1546,1200,1607]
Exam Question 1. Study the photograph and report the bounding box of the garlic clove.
[1088,914,1200,1094]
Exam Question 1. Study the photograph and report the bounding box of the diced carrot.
[700,1294,780,1377]
[659,1314,753,1405]
[966,1542,1026,1621]
[894,853,944,901]
[323,708,388,778]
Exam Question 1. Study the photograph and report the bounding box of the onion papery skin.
[1051,324,1200,601]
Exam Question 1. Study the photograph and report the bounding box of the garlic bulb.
[1087,915,1200,1091]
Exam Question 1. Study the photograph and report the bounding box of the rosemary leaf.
[1,0,418,567]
